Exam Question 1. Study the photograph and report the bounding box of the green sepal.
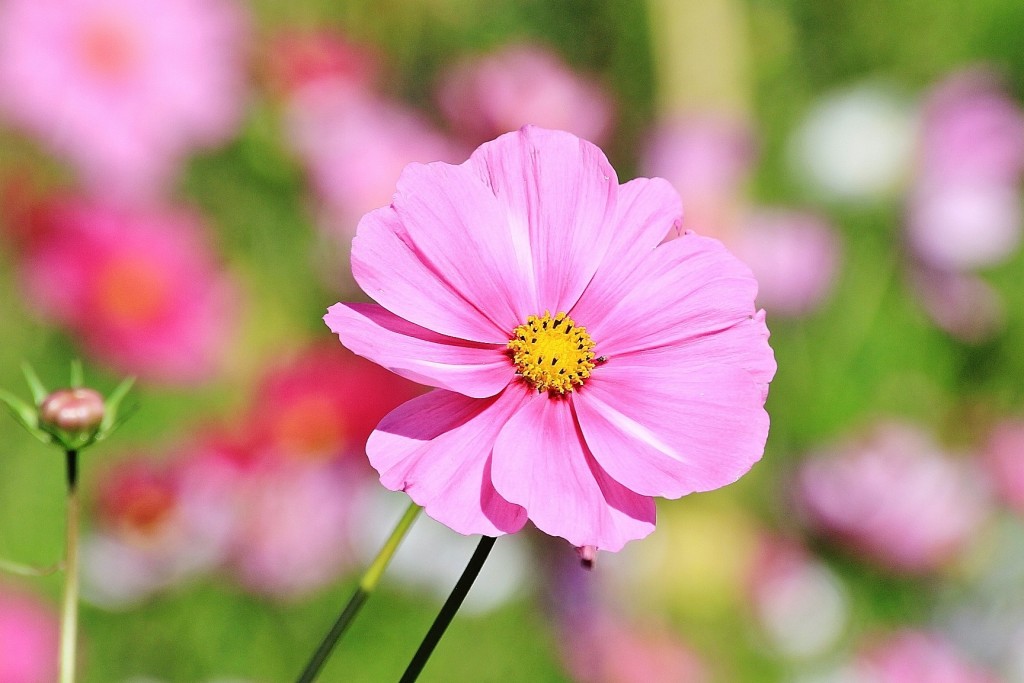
[20,362,48,406]
[0,388,50,442]
[97,376,136,437]
[69,359,84,389]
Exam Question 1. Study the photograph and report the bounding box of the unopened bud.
[39,388,105,436]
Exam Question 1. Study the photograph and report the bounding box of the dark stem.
[66,449,78,491]
[398,536,496,683]
[294,588,370,683]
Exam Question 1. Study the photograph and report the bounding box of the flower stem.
[399,536,497,683]
[294,501,421,683]
[0,557,63,577]
[60,449,80,683]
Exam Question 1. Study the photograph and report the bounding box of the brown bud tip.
[39,388,105,434]
[576,545,597,570]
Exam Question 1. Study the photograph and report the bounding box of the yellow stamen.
[508,311,596,395]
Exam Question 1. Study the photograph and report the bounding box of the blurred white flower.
[789,84,918,201]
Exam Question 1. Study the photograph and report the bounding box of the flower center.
[271,394,347,463]
[94,255,171,327]
[508,311,595,394]
[78,15,139,80]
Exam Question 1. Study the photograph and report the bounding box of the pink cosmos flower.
[325,126,775,552]
[437,44,614,147]
[796,422,991,573]
[0,588,59,683]
[856,630,998,683]
[0,0,249,199]
[19,198,238,384]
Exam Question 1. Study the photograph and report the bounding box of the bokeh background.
[2,0,1024,681]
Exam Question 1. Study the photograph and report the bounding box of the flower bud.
[39,388,105,436]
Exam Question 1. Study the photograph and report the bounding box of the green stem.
[399,536,497,683]
[60,449,80,683]
[295,501,421,683]
[0,557,63,577]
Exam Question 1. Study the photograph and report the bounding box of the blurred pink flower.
[907,181,1021,271]
[796,422,991,573]
[262,30,377,100]
[0,0,249,199]
[982,419,1024,514]
[747,536,847,659]
[286,89,464,240]
[0,588,58,683]
[857,630,998,683]
[917,69,1024,187]
[226,458,362,599]
[437,44,614,146]
[564,614,709,683]
[732,210,841,316]
[907,69,1024,271]
[641,117,756,240]
[20,198,238,384]
[910,267,1004,343]
[247,344,422,466]
[82,455,233,607]
[164,426,366,599]
[325,126,775,552]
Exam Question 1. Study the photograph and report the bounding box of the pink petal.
[352,206,508,343]
[390,161,536,329]
[324,302,512,398]
[584,232,760,357]
[574,358,770,498]
[571,177,682,324]
[491,394,656,551]
[466,126,619,314]
[367,389,529,536]
[616,310,776,399]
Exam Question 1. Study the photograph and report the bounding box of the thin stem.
[0,557,63,576]
[399,536,497,683]
[295,501,421,683]
[60,449,80,683]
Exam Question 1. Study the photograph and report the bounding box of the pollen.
[508,311,596,395]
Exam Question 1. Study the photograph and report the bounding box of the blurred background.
[1,0,1024,681]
